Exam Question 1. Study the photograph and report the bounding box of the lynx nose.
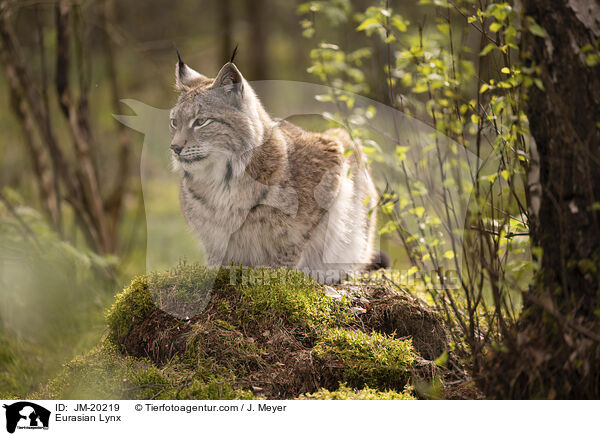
[171,143,183,155]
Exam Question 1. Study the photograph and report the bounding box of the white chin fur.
[171,155,182,172]
[172,155,209,174]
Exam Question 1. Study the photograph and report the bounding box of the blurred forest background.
[0,0,334,398]
[0,0,312,398]
[1,0,599,399]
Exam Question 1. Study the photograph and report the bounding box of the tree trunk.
[0,0,129,255]
[480,0,600,399]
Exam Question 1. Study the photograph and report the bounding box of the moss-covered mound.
[39,263,452,400]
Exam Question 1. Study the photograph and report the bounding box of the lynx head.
[169,52,271,180]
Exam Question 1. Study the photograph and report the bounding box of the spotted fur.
[170,58,378,282]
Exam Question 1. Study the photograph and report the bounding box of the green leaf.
[407,266,419,277]
[527,17,548,38]
[480,43,496,56]
[357,17,379,31]
[392,16,407,32]
[585,53,600,67]
[379,220,397,235]
[410,206,425,218]
[580,44,594,53]
[302,28,315,38]
[529,23,547,37]
[437,23,450,35]
[486,173,498,183]
[489,22,502,32]
[381,202,394,215]
[413,83,429,93]
[533,78,545,90]
[501,67,510,74]
[434,350,449,366]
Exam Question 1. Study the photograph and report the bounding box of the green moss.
[147,262,224,317]
[299,383,416,400]
[315,328,415,389]
[185,321,266,376]
[125,365,174,399]
[214,319,237,331]
[41,342,130,399]
[39,340,254,400]
[216,299,232,314]
[106,264,231,344]
[179,379,255,400]
[106,276,155,343]
[106,264,350,344]
[0,335,19,396]
[0,373,18,397]
[124,361,254,400]
[0,331,44,398]
[58,263,421,400]
[234,267,350,327]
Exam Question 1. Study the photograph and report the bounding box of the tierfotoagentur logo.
[2,402,50,434]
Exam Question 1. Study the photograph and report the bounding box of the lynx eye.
[169,119,177,129]
[192,118,212,129]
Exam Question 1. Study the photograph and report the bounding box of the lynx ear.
[175,48,206,91]
[212,62,244,92]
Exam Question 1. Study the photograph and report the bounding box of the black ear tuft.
[230,44,238,63]
[174,43,184,69]
[174,45,207,91]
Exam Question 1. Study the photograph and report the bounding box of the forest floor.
[27,263,482,400]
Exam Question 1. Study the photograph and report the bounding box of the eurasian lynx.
[169,53,387,282]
